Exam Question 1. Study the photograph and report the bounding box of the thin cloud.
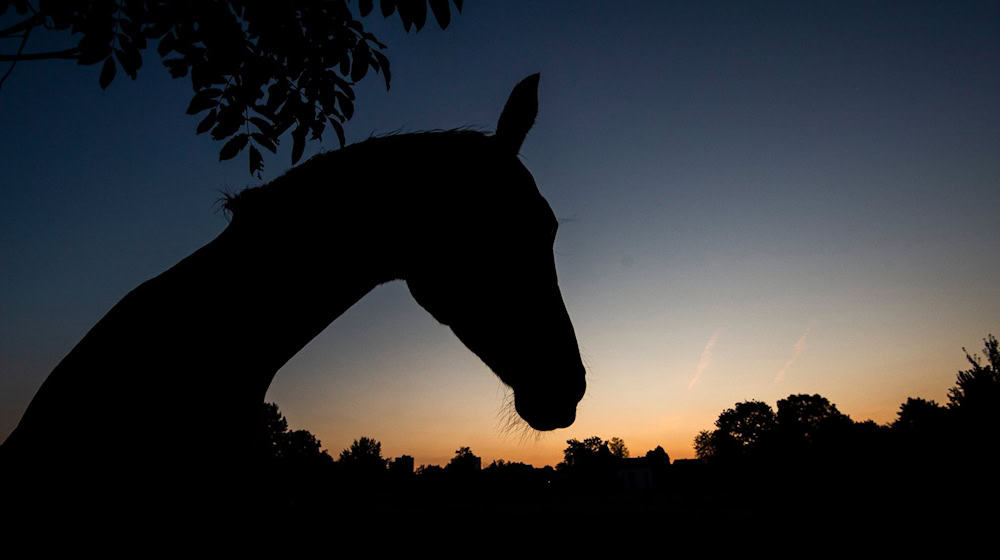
[775,325,812,383]
[689,329,721,389]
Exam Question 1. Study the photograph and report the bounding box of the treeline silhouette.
[257,335,998,523]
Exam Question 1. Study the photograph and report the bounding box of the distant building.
[616,457,655,489]
[615,448,675,489]
[389,454,414,476]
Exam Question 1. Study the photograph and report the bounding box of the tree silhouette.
[716,400,776,449]
[892,397,948,433]
[415,463,444,481]
[388,454,414,477]
[282,429,331,462]
[0,0,463,176]
[338,436,387,472]
[259,401,289,456]
[775,394,850,444]
[692,401,776,460]
[693,429,719,460]
[445,446,481,474]
[694,395,861,461]
[607,436,629,459]
[258,401,332,463]
[255,401,333,511]
[948,334,1000,414]
[645,445,669,465]
[558,436,621,490]
[561,436,612,468]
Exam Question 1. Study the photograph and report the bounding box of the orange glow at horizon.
[269,280,982,469]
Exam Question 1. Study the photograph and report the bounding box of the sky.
[1,1,998,467]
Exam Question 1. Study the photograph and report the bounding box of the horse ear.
[495,73,540,154]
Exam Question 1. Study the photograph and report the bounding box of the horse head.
[405,74,586,430]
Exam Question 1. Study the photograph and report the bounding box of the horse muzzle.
[513,373,585,431]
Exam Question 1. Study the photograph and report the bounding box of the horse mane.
[222,128,490,217]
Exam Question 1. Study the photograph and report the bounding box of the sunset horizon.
[2,1,997,499]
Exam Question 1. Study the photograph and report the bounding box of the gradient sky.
[2,1,998,467]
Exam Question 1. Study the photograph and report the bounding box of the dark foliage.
[388,453,414,477]
[256,402,334,511]
[607,436,629,458]
[556,435,633,491]
[259,401,333,464]
[893,397,948,433]
[101,334,1000,524]
[251,340,1000,524]
[687,334,1000,522]
[445,445,481,474]
[645,445,669,467]
[0,0,463,175]
[949,334,1000,415]
[561,436,614,468]
[718,399,776,451]
[338,435,387,472]
[774,393,852,451]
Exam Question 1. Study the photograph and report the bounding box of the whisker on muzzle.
[496,387,544,443]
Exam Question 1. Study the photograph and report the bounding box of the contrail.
[775,325,811,383]
[689,329,721,389]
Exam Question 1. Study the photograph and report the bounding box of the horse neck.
[14,168,410,448]
[203,210,402,385]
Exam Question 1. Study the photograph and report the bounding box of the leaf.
[251,132,277,153]
[273,117,295,138]
[351,45,369,82]
[219,133,249,161]
[99,57,116,90]
[397,0,413,31]
[310,118,325,140]
[249,117,274,136]
[429,0,450,29]
[211,103,244,139]
[453,0,463,12]
[361,31,388,50]
[186,88,222,115]
[359,0,374,17]
[333,75,356,99]
[264,82,289,114]
[411,0,427,31]
[163,58,188,78]
[196,109,217,134]
[249,144,263,177]
[295,101,316,127]
[117,32,134,52]
[144,22,171,40]
[190,59,214,91]
[335,92,354,119]
[372,50,390,90]
[291,123,307,164]
[380,0,396,17]
[115,47,142,80]
[329,118,345,148]
[77,34,112,65]
[339,51,351,77]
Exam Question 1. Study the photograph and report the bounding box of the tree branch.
[0,23,32,91]
[0,14,42,38]
[0,47,79,62]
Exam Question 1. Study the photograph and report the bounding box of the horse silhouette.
[1,74,585,513]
